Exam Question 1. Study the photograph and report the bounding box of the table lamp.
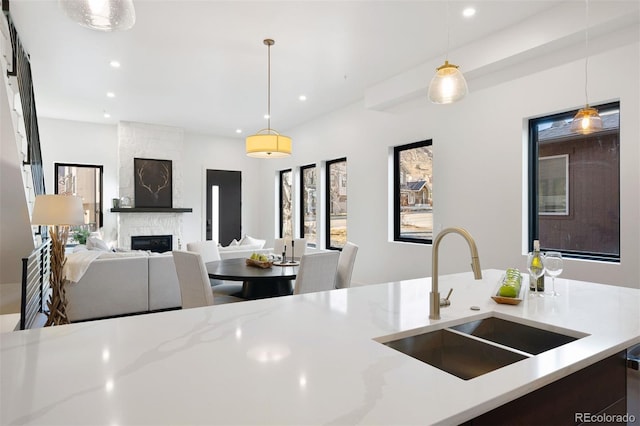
[31,194,84,326]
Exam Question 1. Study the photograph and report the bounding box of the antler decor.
[137,162,170,200]
[133,158,173,207]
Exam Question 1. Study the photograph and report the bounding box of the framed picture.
[134,158,172,208]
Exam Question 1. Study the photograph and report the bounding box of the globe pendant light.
[570,0,602,135]
[58,0,136,31]
[246,39,292,158]
[428,1,468,104]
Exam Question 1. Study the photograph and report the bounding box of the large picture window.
[300,164,317,247]
[528,102,620,261]
[393,140,433,244]
[279,169,293,238]
[326,158,347,249]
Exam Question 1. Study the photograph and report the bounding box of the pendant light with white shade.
[428,1,468,104]
[570,0,602,135]
[246,39,292,158]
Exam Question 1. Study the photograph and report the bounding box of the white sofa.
[64,247,276,322]
[65,253,181,322]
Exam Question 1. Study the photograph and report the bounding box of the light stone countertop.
[1,269,639,425]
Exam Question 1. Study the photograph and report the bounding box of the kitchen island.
[1,269,639,425]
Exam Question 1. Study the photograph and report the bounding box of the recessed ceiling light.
[236,129,242,134]
[103,112,111,118]
[298,95,307,101]
[264,114,270,119]
[109,60,121,68]
[462,7,476,18]
[106,92,115,98]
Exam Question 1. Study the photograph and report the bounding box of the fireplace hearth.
[131,235,172,253]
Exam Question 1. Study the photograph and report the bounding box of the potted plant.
[72,228,91,245]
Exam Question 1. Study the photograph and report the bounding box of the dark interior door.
[206,170,241,245]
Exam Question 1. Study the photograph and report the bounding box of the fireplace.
[131,235,173,253]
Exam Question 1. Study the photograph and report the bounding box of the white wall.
[256,41,640,288]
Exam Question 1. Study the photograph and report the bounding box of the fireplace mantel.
[111,207,192,213]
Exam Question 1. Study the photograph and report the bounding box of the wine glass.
[544,251,563,296]
[527,251,545,297]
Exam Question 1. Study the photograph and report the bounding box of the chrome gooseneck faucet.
[430,227,482,320]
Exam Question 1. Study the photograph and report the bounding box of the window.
[300,164,317,247]
[55,163,103,232]
[528,102,620,261]
[326,158,347,249]
[393,140,433,244]
[279,169,293,238]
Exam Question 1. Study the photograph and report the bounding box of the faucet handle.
[440,288,453,307]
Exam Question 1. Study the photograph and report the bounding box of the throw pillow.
[239,235,266,249]
[228,239,240,246]
[87,236,110,251]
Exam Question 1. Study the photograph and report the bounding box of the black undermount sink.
[378,315,584,380]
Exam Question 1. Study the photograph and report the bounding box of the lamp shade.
[428,60,468,104]
[570,106,602,135]
[58,0,136,31]
[246,130,292,158]
[31,195,85,226]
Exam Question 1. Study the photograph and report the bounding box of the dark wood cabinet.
[464,351,627,426]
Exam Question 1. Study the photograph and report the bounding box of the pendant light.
[246,39,292,158]
[570,0,602,134]
[58,0,136,31]
[428,1,468,104]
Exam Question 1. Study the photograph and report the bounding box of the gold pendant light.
[428,1,468,104]
[570,0,602,135]
[246,39,292,158]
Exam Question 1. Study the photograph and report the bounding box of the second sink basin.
[382,328,527,380]
[450,316,579,355]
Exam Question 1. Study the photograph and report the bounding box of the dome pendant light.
[58,0,136,31]
[246,39,292,158]
[428,1,468,104]
[570,0,602,135]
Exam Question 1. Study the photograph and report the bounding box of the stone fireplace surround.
[116,122,186,250]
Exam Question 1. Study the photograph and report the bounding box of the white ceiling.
[5,0,630,139]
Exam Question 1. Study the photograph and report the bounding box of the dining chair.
[293,251,340,295]
[335,242,359,289]
[172,250,243,308]
[274,238,307,260]
[186,240,242,297]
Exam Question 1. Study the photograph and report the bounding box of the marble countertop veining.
[1,269,639,425]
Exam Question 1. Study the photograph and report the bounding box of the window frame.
[393,139,433,245]
[278,168,292,239]
[528,101,620,262]
[325,157,347,250]
[299,163,317,247]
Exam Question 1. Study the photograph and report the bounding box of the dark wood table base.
[241,279,293,299]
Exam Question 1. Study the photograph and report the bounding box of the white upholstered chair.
[274,238,307,260]
[293,251,340,295]
[172,250,242,307]
[186,240,242,297]
[335,242,359,289]
[186,240,221,263]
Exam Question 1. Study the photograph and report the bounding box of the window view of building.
[279,169,293,238]
[529,102,620,261]
[300,164,317,246]
[326,158,347,249]
[394,140,433,243]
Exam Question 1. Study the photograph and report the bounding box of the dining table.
[206,257,299,299]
